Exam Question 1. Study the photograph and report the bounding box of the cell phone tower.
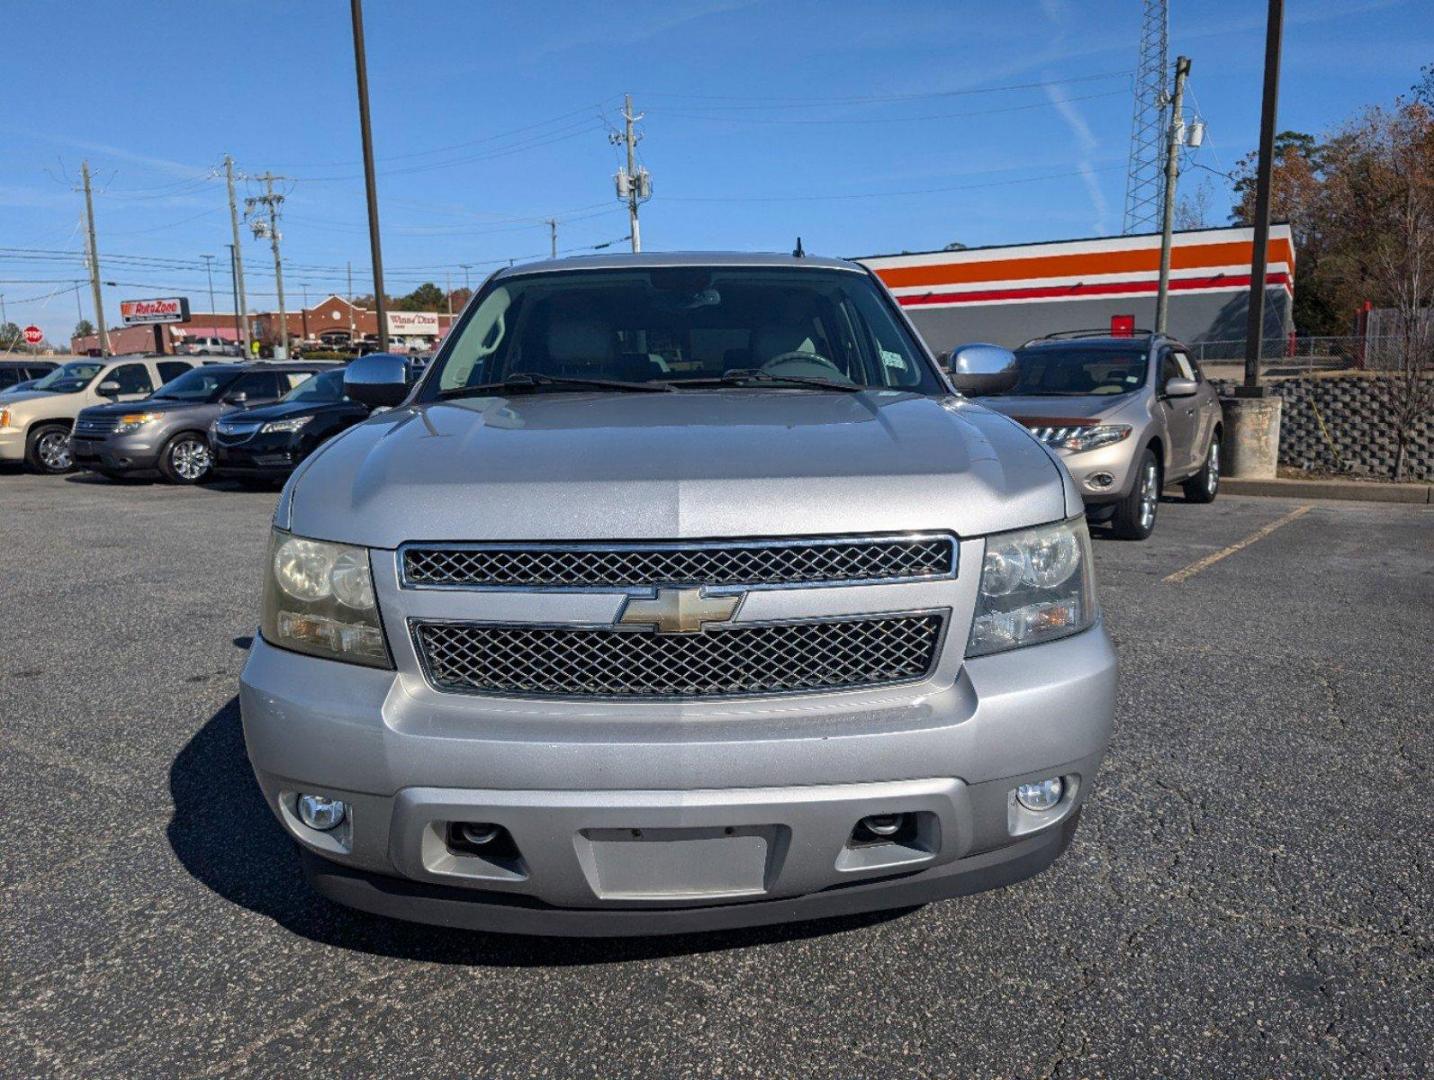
[1122,0,1169,234]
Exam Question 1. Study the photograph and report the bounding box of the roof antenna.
[792,236,805,258]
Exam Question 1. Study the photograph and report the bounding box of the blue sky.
[2,0,1428,338]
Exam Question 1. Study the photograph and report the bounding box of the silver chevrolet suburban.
[240,253,1117,936]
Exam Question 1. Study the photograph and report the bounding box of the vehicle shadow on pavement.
[168,697,914,965]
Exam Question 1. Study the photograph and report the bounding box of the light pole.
[350,0,389,351]
[200,254,218,326]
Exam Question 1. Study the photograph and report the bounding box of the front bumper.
[70,433,161,473]
[212,437,300,477]
[0,429,24,463]
[241,610,1116,935]
[1052,438,1143,506]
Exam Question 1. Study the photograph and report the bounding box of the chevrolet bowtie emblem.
[617,587,742,634]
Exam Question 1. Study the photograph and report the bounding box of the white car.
[0,355,194,473]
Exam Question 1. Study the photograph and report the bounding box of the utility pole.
[1242,0,1284,391]
[200,253,218,323]
[1154,55,1191,334]
[81,161,109,356]
[246,173,289,357]
[547,218,558,258]
[459,264,473,293]
[611,94,651,253]
[350,0,389,350]
[226,245,241,340]
[224,156,250,352]
[347,261,356,343]
[446,271,453,315]
[301,282,310,342]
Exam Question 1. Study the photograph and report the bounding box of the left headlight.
[967,517,1097,658]
[1038,424,1131,454]
[262,416,312,434]
[115,411,162,434]
[261,529,392,668]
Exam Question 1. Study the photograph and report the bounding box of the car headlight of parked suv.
[115,411,162,434]
[1033,424,1132,454]
[262,416,312,434]
[967,517,1096,657]
[261,529,391,668]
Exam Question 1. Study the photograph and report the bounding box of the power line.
[661,162,1124,203]
[647,88,1129,126]
[637,69,1133,107]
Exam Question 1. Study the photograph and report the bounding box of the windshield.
[420,267,940,399]
[282,367,348,404]
[1003,347,1149,397]
[153,367,238,402]
[30,361,105,394]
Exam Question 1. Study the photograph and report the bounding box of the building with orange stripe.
[859,223,1294,353]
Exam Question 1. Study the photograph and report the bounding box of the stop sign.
[23,325,42,345]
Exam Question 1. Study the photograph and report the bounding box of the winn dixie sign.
[386,310,440,336]
[120,297,191,325]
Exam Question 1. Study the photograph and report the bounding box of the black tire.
[158,432,213,484]
[25,423,74,474]
[1110,448,1160,541]
[1182,430,1221,504]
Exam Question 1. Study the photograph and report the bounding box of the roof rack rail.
[1020,327,1157,347]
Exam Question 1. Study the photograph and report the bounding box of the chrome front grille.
[412,613,945,699]
[401,535,956,590]
[73,415,119,436]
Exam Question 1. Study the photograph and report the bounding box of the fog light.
[1086,472,1115,490]
[297,793,347,831]
[1015,777,1064,812]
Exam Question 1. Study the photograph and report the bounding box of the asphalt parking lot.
[2,472,1430,1078]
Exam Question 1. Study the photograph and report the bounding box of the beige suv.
[0,355,193,474]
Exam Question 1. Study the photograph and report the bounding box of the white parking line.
[1163,505,1313,584]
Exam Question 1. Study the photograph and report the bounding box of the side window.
[283,371,313,391]
[0,369,17,388]
[233,372,283,399]
[1159,349,1182,387]
[109,363,154,395]
[159,361,191,383]
[1172,350,1196,381]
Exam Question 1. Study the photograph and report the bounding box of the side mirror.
[222,391,248,406]
[1164,376,1198,398]
[946,343,1020,396]
[344,352,409,409]
[97,380,122,396]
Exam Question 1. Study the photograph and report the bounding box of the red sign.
[120,297,191,325]
[23,325,43,345]
[1110,314,1135,337]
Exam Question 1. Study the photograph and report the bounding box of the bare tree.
[1348,102,1434,480]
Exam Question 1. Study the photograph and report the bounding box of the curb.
[1220,477,1433,504]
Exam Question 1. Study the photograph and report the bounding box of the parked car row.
[1,322,1220,544]
[0,354,421,485]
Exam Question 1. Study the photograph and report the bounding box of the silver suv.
[240,253,1116,936]
[971,331,1223,539]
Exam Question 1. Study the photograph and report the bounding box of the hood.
[226,399,339,423]
[81,397,210,418]
[0,389,63,408]
[287,390,1070,549]
[977,393,1141,425]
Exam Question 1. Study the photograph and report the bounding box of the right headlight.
[261,528,392,668]
[967,516,1097,658]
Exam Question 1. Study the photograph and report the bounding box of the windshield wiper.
[670,368,864,392]
[436,371,674,399]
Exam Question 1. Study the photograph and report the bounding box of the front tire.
[25,424,73,474]
[1182,432,1220,504]
[159,432,213,484]
[1110,449,1159,540]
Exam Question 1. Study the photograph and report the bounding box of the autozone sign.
[386,311,440,335]
[120,297,191,325]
